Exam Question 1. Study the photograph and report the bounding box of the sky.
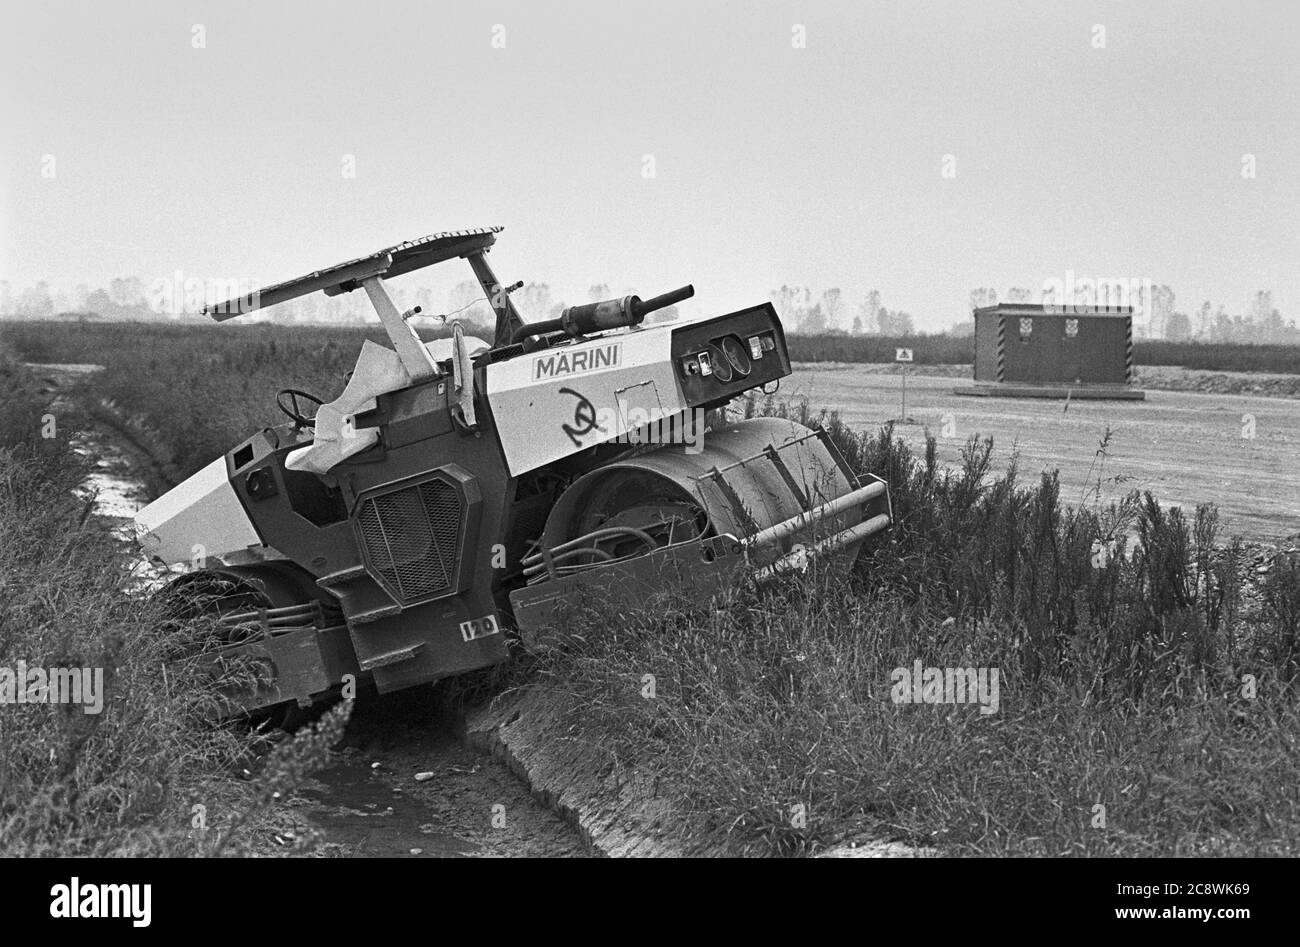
[2,0,1297,332]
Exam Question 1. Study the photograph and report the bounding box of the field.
[4,319,1300,857]
[785,363,1300,541]
[0,321,456,492]
[2,320,1298,501]
[787,333,1300,374]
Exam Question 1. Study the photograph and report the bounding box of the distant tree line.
[0,277,680,333]
[770,285,914,336]
[0,277,159,322]
[3,276,1293,345]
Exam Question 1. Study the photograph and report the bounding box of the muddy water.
[27,363,145,528]
[300,689,588,858]
[26,363,172,591]
[300,754,480,858]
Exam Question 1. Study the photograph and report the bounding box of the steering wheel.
[276,388,325,429]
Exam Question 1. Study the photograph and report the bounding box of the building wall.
[974,310,1131,385]
[1003,314,1128,384]
[973,311,1003,382]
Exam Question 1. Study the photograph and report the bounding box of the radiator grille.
[357,479,462,602]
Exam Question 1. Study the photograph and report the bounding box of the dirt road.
[787,363,1300,541]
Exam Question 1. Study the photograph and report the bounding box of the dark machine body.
[137,228,891,717]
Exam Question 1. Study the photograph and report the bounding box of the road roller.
[134,227,891,717]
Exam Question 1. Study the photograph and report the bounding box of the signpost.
[895,347,913,422]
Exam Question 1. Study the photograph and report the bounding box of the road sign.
[894,349,914,422]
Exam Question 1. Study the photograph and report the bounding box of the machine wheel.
[549,468,710,565]
[530,417,866,579]
[154,566,334,730]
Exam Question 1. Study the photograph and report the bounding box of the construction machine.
[136,227,891,717]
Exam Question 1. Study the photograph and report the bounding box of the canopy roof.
[205,227,504,320]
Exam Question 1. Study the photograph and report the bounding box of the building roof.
[974,303,1133,318]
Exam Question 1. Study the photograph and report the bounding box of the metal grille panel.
[357,479,463,602]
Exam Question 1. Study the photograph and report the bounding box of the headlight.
[706,343,733,383]
[721,336,751,377]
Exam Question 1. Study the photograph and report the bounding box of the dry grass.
[0,320,485,488]
[4,322,1298,857]
[0,357,347,855]
[518,398,1300,856]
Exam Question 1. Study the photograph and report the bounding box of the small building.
[960,304,1143,399]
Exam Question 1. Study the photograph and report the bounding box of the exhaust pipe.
[511,284,694,345]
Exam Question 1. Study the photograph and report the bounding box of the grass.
[3,319,1298,856]
[0,321,459,489]
[787,333,973,365]
[0,356,349,855]
[0,321,487,485]
[515,399,1300,856]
